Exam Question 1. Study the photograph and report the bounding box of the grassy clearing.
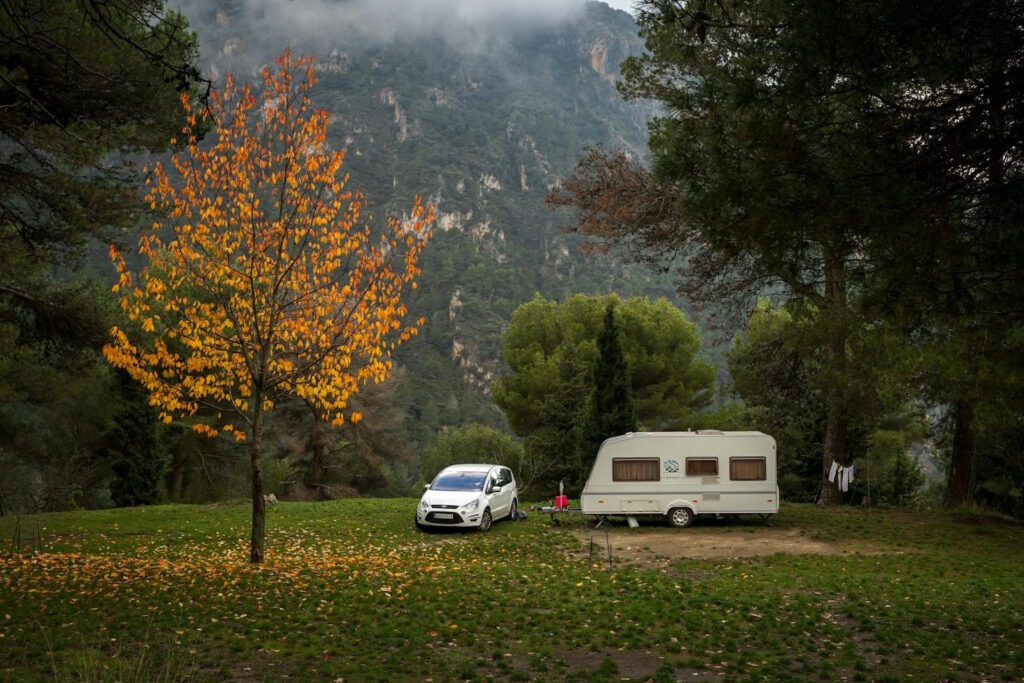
[0,501,1021,681]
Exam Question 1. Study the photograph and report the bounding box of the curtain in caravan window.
[612,458,660,481]
[685,458,718,476]
[729,457,767,481]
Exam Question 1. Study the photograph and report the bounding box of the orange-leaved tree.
[104,49,433,563]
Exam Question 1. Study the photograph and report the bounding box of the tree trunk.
[818,251,847,506]
[249,395,266,564]
[311,416,327,500]
[944,401,978,508]
[819,385,845,505]
[169,451,186,501]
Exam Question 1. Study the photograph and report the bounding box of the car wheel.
[415,516,428,532]
[667,507,694,528]
[507,498,518,521]
[478,508,492,532]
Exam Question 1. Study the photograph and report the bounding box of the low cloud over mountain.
[189,0,589,57]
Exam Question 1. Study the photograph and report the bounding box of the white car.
[416,464,518,532]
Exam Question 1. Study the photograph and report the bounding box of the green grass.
[0,501,1021,681]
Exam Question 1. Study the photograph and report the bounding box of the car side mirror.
[490,484,502,493]
[423,484,430,490]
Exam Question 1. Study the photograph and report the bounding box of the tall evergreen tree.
[0,0,206,512]
[579,303,637,468]
[551,0,1024,505]
[553,0,916,503]
[107,372,167,507]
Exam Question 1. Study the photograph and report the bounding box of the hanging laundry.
[828,460,839,483]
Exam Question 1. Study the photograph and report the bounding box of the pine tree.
[108,373,167,507]
[554,0,1024,505]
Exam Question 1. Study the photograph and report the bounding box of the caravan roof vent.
[696,429,724,435]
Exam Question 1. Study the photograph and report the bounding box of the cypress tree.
[578,303,637,472]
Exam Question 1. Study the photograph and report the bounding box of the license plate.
[433,513,453,519]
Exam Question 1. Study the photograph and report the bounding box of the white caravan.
[580,431,779,527]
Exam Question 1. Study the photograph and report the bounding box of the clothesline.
[828,460,857,492]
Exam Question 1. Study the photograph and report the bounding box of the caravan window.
[685,458,718,476]
[729,457,767,481]
[612,458,660,482]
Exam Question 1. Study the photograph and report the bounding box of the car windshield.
[431,472,488,491]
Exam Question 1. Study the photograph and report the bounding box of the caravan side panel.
[579,432,778,518]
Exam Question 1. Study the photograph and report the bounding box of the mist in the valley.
[177,0,598,75]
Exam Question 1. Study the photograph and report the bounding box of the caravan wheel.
[668,507,695,528]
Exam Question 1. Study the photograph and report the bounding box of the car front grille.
[426,511,464,524]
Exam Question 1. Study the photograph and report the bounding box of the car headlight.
[419,499,429,510]
[462,499,479,511]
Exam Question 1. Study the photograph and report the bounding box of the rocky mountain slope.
[182,0,687,449]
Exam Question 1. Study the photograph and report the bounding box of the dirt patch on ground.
[553,648,724,681]
[554,648,686,680]
[570,525,866,570]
